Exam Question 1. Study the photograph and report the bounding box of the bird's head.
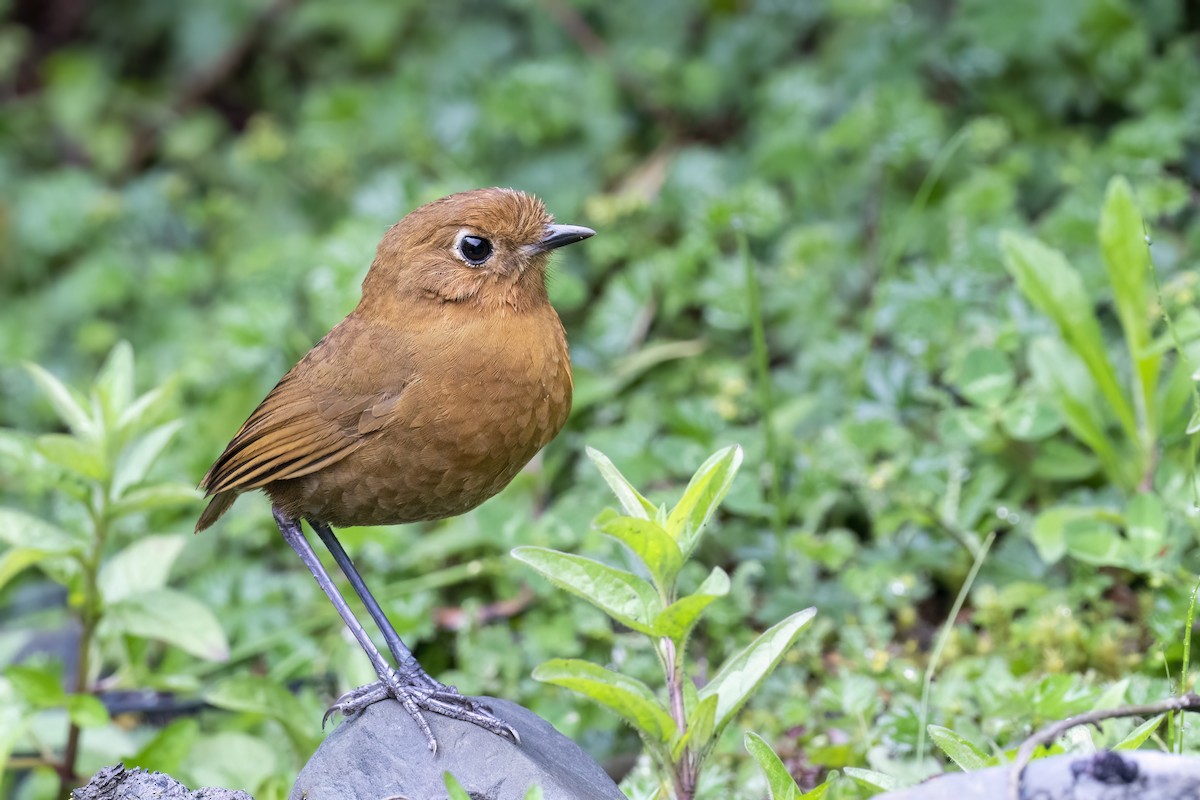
[360,188,594,316]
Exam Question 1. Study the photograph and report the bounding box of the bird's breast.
[280,308,572,527]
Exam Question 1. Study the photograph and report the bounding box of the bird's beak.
[537,224,596,251]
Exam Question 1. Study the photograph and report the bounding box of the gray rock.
[291,696,628,800]
[877,750,1200,800]
[72,763,254,800]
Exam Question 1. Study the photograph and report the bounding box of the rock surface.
[877,750,1200,800]
[291,696,628,800]
[72,764,253,800]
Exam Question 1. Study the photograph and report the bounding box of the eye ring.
[456,233,493,266]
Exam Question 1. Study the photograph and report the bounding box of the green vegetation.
[2,1,1199,799]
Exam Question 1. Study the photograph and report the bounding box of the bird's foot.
[323,669,520,751]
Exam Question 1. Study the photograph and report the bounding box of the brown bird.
[196,188,593,749]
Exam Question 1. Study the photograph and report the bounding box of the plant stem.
[916,529,996,764]
[738,226,787,580]
[662,637,694,800]
[57,502,108,798]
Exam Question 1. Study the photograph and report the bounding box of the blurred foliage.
[1,0,1199,798]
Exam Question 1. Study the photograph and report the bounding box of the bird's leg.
[307,518,436,690]
[307,518,517,741]
[273,508,440,749]
[274,509,519,746]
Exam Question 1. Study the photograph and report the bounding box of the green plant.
[744,732,833,800]
[1002,176,1192,571]
[0,342,226,796]
[514,446,816,800]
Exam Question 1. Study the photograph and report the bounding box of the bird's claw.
[322,671,520,749]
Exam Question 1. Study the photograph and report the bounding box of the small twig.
[1007,693,1200,800]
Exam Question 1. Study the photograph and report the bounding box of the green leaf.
[843,767,899,792]
[24,362,96,438]
[1027,338,1125,485]
[533,658,677,742]
[34,433,107,481]
[927,725,990,771]
[1099,177,1160,435]
[0,507,84,554]
[1000,395,1061,441]
[957,348,1014,407]
[118,385,171,433]
[444,773,472,800]
[673,693,718,759]
[99,534,188,604]
[745,731,800,800]
[110,483,202,516]
[597,513,683,592]
[105,588,230,661]
[0,547,56,593]
[95,340,135,423]
[1002,232,1137,446]
[185,732,277,793]
[5,665,66,708]
[205,675,316,752]
[523,785,544,800]
[127,718,199,774]
[666,444,743,558]
[1113,714,1165,750]
[587,447,658,519]
[1126,492,1167,562]
[513,547,662,633]
[111,419,184,497]
[699,607,816,738]
[653,566,730,643]
[66,693,110,728]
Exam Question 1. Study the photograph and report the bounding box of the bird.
[196,187,594,750]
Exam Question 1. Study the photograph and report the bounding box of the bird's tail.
[196,491,237,533]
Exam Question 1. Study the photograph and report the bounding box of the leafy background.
[1,0,1199,798]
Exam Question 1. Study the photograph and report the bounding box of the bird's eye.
[457,235,493,266]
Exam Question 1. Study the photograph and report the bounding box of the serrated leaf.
[24,362,95,438]
[745,731,801,800]
[666,445,743,558]
[111,419,184,497]
[927,725,990,771]
[533,658,677,742]
[654,567,730,643]
[699,607,816,737]
[513,546,662,633]
[99,534,188,604]
[66,693,110,728]
[598,514,682,592]
[105,588,229,661]
[587,447,658,519]
[34,433,107,481]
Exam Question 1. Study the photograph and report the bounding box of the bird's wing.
[199,369,405,496]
